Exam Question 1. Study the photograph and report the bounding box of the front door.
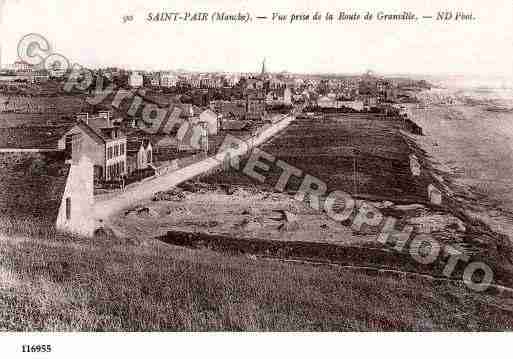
[94,165,103,181]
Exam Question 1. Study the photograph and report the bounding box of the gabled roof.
[126,140,144,154]
[127,138,151,153]
[138,105,185,135]
[216,102,246,118]
[221,119,248,131]
[126,129,153,154]
[159,106,184,134]
[200,109,218,121]
[73,121,126,144]
[70,121,104,145]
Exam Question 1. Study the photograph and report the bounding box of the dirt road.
[93,115,294,222]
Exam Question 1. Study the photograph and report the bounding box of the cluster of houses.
[312,73,401,111]
[0,99,234,237]
[128,71,241,89]
[0,60,63,84]
[0,111,151,183]
[0,93,260,236]
[65,107,228,183]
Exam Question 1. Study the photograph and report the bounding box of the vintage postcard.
[0,0,512,357]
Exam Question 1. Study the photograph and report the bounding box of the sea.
[407,74,513,239]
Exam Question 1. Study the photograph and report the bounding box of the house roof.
[126,129,153,154]
[138,105,185,135]
[200,109,218,121]
[215,102,246,118]
[0,151,69,226]
[221,119,248,131]
[32,70,50,76]
[74,121,126,144]
[127,138,151,154]
[0,125,74,149]
[159,106,184,134]
[178,104,203,117]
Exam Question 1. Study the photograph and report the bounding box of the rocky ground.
[107,179,513,289]
[111,182,466,247]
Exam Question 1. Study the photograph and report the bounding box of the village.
[2,0,513,337]
[0,58,431,237]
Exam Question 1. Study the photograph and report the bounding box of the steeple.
[261,58,266,77]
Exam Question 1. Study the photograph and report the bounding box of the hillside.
[1,232,513,331]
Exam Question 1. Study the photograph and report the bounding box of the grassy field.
[0,95,88,127]
[201,116,437,203]
[1,112,513,331]
[1,231,513,331]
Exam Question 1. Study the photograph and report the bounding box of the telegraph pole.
[353,148,358,195]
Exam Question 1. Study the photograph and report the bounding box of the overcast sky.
[1,0,512,76]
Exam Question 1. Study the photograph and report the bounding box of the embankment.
[158,113,513,289]
[201,114,434,204]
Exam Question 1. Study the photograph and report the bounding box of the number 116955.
[21,344,52,353]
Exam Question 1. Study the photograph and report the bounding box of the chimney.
[98,110,112,127]
[77,112,89,125]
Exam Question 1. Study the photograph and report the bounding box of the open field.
[110,181,513,288]
[1,232,513,331]
[0,95,88,127]
[201,116,438,203]
[3,109,513,331]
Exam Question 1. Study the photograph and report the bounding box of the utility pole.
[353,149,358,195]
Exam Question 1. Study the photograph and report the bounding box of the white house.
[340,100,364,112]
[177,121,209,152]
[283,87,292,105]
[160,72,178,87]
[129,72,144,88]
[60,117,127,181]
[197,109,220,135]
[317,96,333,108]
[127,139,153,174]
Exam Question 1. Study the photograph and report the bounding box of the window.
[72,133,83,154]
[66,197,71,220]
[120,143,125,155]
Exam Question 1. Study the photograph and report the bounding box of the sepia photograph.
[0,0,512,356]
